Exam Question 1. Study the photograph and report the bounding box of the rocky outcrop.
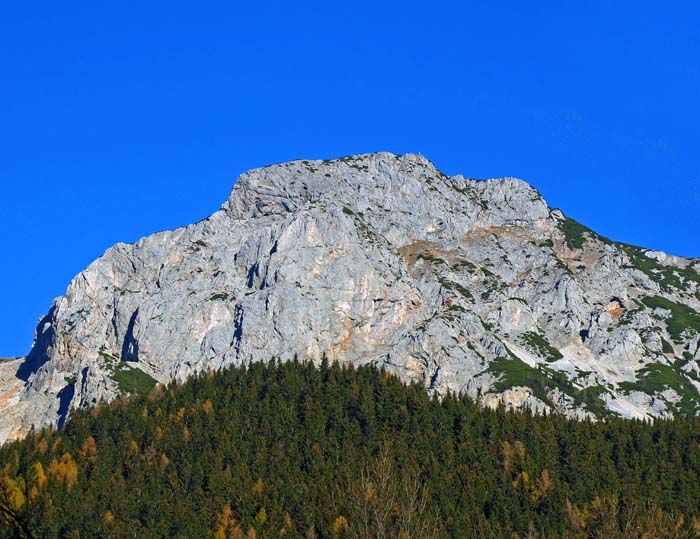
[2,152,700,442]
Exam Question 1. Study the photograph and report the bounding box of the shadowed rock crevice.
[17,306,56,382]
[232,305,244,359]
[246,263,259,289]
[121,309,140,362]
[56,381,75,430]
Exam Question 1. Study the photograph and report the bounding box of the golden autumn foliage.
[251,479,265,497]
[564,498,588,531]
[51,437,62,453]
[0,457,54,535]
[210,504,246,539]
[36,438,48,456]
[502,441,514,473]
[103,511,116,528]
[32,463,46,490]
[47,452,78,490]
[128,440,140,455]
[560,495,700,539]
[0,473,25,516]
[202,399,214,414]
[512,470,529,489]
[503,440,526,475]
[332,515,349,534]
[79,436,98,464]
[28,486,39,505]
[532,469,554,503]
[147,384,164,402]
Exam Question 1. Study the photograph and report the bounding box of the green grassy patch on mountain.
[618,362,700,416]
[417,252,447,265]
[438,277,474,302]
[572,385,611,418]
[487,355,574,406]
[559,215,699,292]
[640,296,700,342]
[518,331,563,363]
[488,353,610,418]
[661,338,674,354]
[559,217,612,250]
[110,363,158,395]
[619,245,700,291]
[99,350,157,395]
[453,258,477,273]
[207,292,234,301]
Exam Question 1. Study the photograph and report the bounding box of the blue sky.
[1,1,698,356]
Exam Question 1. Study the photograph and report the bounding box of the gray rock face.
[3,152,700,442]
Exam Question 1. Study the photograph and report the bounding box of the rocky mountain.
[2,152,700,443]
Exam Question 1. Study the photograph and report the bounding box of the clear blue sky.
[1,2,698,357]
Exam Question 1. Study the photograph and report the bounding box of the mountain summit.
[2,152,699,442]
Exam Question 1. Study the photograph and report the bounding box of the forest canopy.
[1,359,700,538]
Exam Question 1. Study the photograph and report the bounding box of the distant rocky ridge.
[2,152,700,443]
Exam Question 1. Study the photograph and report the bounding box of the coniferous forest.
[2,360,700,538]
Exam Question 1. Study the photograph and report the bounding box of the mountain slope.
[3,152,700,441]
[2,361,700,539]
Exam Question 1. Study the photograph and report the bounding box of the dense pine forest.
[2,360,700,538]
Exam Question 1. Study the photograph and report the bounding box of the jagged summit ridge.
[1,152,700,443]
[224,153,547,227]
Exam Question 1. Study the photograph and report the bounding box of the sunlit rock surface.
[3,152,700,442]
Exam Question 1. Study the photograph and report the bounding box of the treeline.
[1,359,700,538]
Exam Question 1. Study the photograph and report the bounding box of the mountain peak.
[223,152,547,229]
[2,153,700,443]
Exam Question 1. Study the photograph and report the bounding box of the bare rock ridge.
[3,152,700,442]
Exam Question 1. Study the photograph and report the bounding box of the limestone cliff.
[3,152,700,442]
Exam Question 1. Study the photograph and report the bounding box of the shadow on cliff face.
[56,378,76,430]
[121,309,140,362]
[16,306,56,382]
